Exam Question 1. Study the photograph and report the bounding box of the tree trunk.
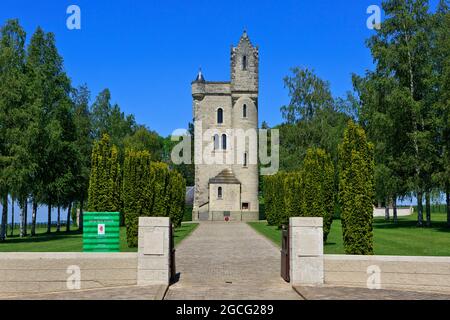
[23,200,28,236]
[79,199,84,231]
[0,195,8,241]
[47,204,51,234]
[447,190,450,228]
[31,200,37,236]
[66,202,72,232]
[57,206,61,232]
[393,196,398,224]
[20,198,25,237]
[384,197,390,220]
[10,197,14,237]
[417,191,423,227]
[425,192,431,227]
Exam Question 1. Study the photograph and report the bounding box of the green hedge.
[122,149,152,247]
[87,134,121,213]
[338,121,374,255]
[263,148,335,241]
[302,148,334,241]
[263,172,287,227]
[122,150,186,247]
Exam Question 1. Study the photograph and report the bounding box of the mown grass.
[0,223,198,252]
[248,211,450,256]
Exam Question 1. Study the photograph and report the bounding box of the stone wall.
[324,254,450,293]
[289,217,450,294]
[137,217,171,285]
[209,183,241,212]
[0,252,137,294]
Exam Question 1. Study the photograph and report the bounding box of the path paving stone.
[165,222,300,300]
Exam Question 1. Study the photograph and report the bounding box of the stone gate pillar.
[137,217,171,285]
[289,217,324,285]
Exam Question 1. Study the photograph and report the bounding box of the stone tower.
[191,31,259,221]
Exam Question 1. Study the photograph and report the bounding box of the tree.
[91,89,137,155]
[0,19,27,240]
[123,126,164,161]
[26,27,78,234]
[278,67,352,174]
[283,171,303,226]
[338,121,375,255]
[301,148,335,241]
[87,134,121,213]
[123,150,186,247]
[365,0,437,227]
[431,1,450,227]
[263,172,287,227]
[280,67,334,123]
[71,84,93,231]
[122,149,152,247]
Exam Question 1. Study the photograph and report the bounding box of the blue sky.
[1,0,397,136]
[2,0,441,222]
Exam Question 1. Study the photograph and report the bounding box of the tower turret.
[231,30,259,93]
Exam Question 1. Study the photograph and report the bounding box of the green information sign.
[83,212,120,252]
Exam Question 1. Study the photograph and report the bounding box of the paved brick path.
[165,221,300,300]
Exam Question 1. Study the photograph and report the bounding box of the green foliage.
[280,66,334,123]
[122,150,186,247]
[302,148,335,241]
[122,149,152,247]
[283,172,302,225]
[123,126,164,161]
[87,134,121,213]
[338,121,375,254]
[149,162,169,217]
[263,172,287,227]
[166,170,186,227]
[264,148,335,240]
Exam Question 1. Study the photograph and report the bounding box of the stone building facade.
[191,31,259,221]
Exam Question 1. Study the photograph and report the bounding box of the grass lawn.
[0,223,198,252]
[248,211,450,256]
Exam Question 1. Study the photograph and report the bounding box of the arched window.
[243,104,247,118]
[242,55,247,70]
[213,134,219,150]
[217,108,223,124]
[222,134,227,150]
[218,186,222,198]
[243,152,248,167]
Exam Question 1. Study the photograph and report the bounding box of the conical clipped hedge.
[166,170,186,228]
[338,121,374,255]
[122,150,186,247]
[263,148,335,241]
[302,148,334,241]
[122,149,152,247]
[283,171,303,226]
[263,172,287,227]
[87,134,121,213]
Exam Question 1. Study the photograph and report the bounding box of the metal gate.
[169,223,176,283]
[280,224,290,282]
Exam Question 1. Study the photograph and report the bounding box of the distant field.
[0,223,198,252]
[248,211,450,256]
